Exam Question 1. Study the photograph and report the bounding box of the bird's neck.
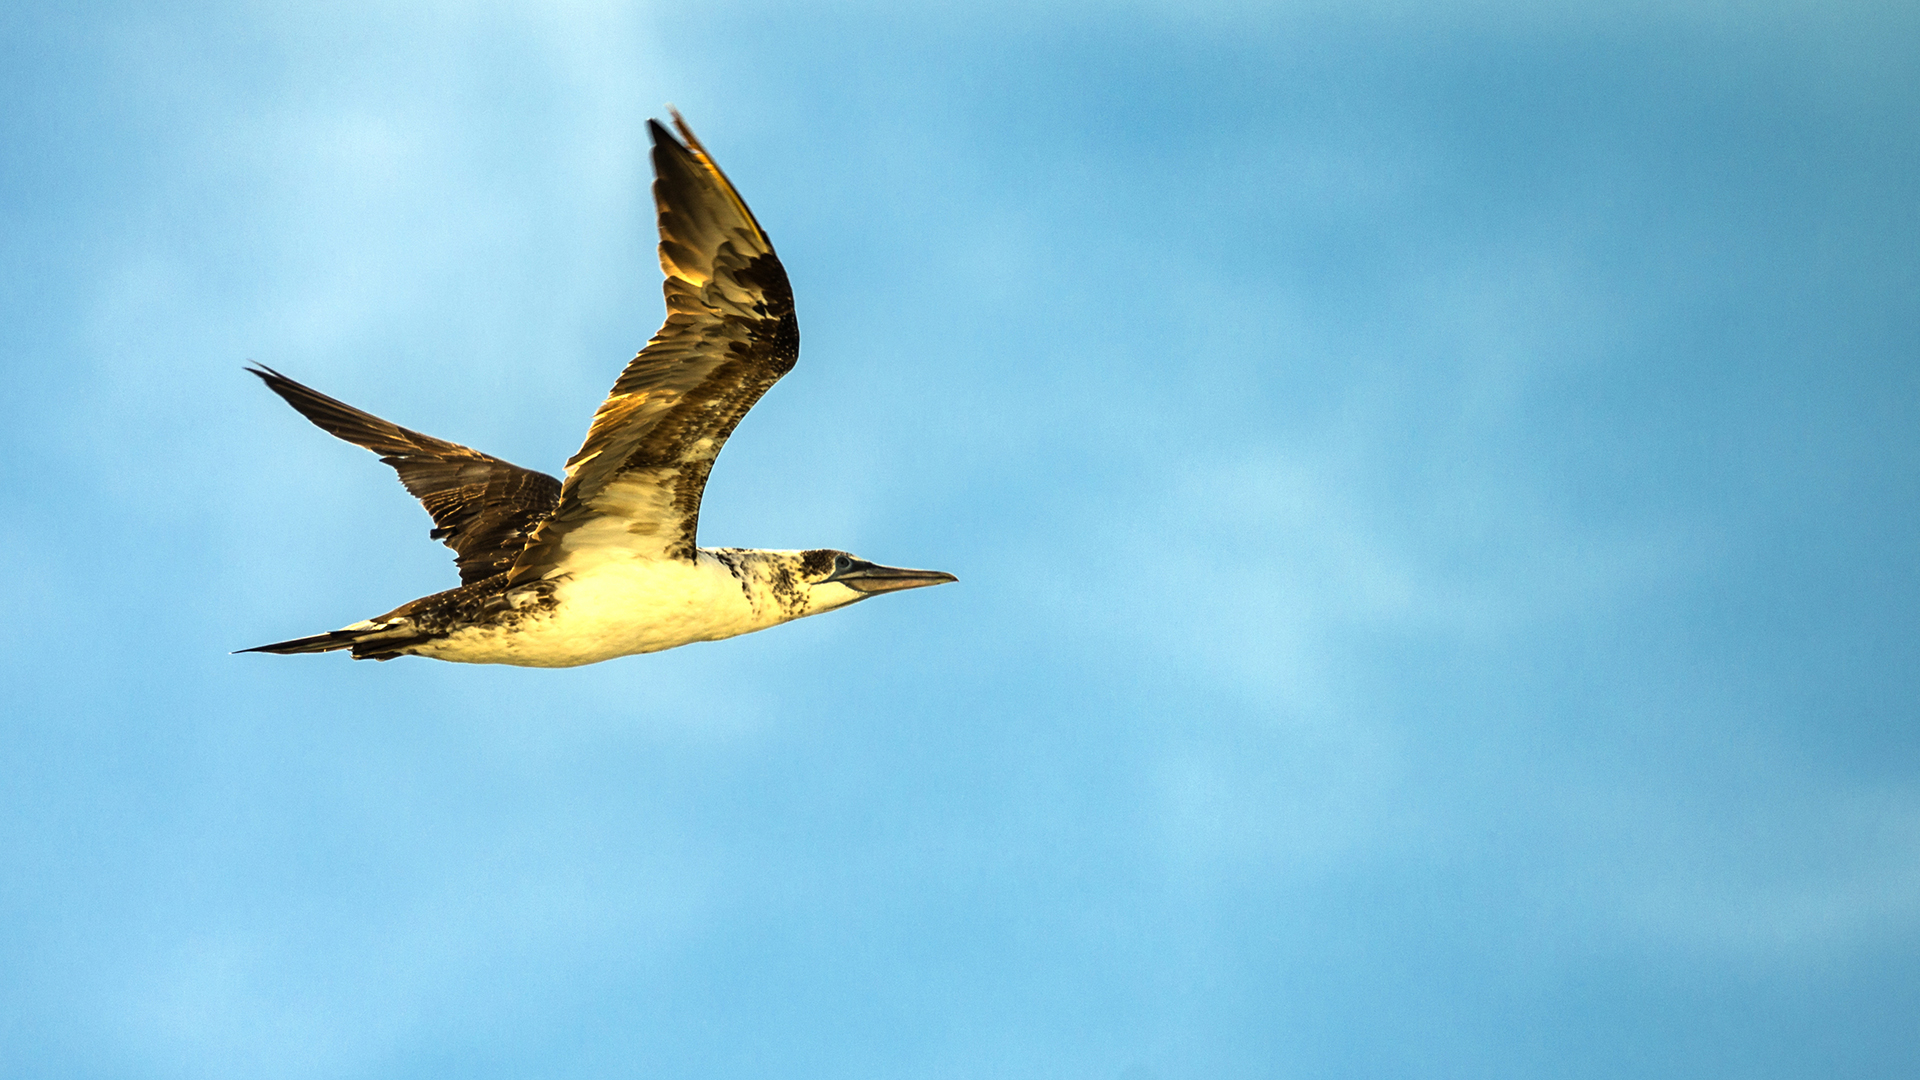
[700,547,817,623]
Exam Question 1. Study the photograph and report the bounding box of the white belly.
[417,552,771,668]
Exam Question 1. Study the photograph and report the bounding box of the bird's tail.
[236,630,365,656]
[236,619,421,661]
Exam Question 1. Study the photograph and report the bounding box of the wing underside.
[508,114,798,583]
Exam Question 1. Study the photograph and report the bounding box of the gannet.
[241,113,955,666]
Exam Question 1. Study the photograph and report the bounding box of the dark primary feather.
[508,113,799,583]
[249,365,561,584]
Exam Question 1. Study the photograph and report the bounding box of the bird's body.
[328,549,831,668]
[243,114,953,667]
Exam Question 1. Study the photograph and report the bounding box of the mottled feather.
[508,113,799,583]
[249,365,561,584]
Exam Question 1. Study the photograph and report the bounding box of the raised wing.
[250,365,561,584]
[508,113,798,583]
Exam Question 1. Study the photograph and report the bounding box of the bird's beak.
[823,562,959,595]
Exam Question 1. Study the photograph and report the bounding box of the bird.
[241,112,955,667]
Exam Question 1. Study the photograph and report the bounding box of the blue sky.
[3,2,1917,1077]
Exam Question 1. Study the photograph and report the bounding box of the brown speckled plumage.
[244,575,559,660]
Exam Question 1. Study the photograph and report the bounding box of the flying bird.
[242,113,954,666]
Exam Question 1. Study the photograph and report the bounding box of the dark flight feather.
[249,365,561,584]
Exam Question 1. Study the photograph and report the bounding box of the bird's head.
[795,548,957,614]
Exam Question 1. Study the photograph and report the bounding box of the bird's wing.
[251,365,561,584]
[507,113,798,584]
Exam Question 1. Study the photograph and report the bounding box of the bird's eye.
[834,555,852,571]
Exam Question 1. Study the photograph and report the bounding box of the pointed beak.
[822,561,959,595]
